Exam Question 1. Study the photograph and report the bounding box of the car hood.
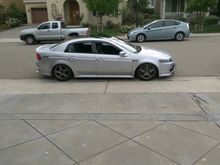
[129,27,142,33]
[20,28,35,34]
[138,47,172,59]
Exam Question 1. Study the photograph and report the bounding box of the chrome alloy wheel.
[137,34,145,43]
[53,64,73,81]
[137,63,157,80]
[175,32,184,41]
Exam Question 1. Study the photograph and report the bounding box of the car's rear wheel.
[136,34,146,43]
[136,63,158,81]
[25,35,36,45]
[175,32,184,41]
[52,64,73,81]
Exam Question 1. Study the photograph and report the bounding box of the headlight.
[130,31,137,34]
[159,58,172,63]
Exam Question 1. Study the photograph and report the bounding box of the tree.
[122,0,149,26]
[186,0,217,32]
[83,0,119,33]
[217,0,220,17]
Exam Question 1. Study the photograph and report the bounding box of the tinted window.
[52,22,58,29]
[61,22,66,28]
[65,42,93,53]
[95,42,121,55]
[150,21,164,28]
[38,23,50,30]
[164,21,180,26]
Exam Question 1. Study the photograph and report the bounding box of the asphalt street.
[0,36,220,79]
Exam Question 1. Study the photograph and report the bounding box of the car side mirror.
[147,26,151,30]
[119,51,126,57]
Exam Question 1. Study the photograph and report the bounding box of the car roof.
[64,37,117,44]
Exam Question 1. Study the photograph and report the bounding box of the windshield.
[110,37,141,53]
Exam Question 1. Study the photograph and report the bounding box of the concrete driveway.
[0,77,220,165]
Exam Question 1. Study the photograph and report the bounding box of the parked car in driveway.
[127,19,190,42]
[20,21,89,45]
[35,37,175,81]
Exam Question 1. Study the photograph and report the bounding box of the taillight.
[187,23,189,29]
[36,53,41,61]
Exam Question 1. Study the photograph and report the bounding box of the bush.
[204,15,219,25]
[90,33,111,37]
[121,24,136,33]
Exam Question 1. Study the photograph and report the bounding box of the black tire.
[136,63,158,81]
[175,32,185,41]
[136,34,146,43]
[52,64,73,81]
[25,35,36,45]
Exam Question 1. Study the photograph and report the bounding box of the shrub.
[91,33,111,37]
[121,24,136,33]
[204,15,219,25]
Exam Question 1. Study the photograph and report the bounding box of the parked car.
[127,19,190,42]
[35,37,175,81]
[20,21,89,45]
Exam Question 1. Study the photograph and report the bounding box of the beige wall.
[46,0,89,23]
[0,0,25,11]
[24,2,47,24]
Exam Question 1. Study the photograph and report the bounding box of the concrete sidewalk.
[0,77,220,165]
[0,76,220,94]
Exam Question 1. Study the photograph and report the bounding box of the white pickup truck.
[20,21,89,45]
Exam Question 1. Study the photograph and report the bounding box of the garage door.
[31,8,48,23]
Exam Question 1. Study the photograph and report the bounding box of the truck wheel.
[25,35,35,45]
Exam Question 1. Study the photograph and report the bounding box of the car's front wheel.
[136,34,146,43]
[52,64,73,81]
[136,63,158,81]
[175,32,185,41]
[25,35,36,45]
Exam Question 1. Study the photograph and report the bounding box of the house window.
[148,0,155,8]
[165,0,185,13]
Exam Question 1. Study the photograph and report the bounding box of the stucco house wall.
[23,0,124,25]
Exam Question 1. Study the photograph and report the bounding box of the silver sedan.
[128,19,190,42]
[35,37,175,81]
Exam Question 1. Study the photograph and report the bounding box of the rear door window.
[164,21,180,26]
[52,22,58,29]
[65,42,93,54]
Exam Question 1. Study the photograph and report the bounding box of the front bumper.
[20,35,25,41]
[127,33,137,41]
[159,62,175,77]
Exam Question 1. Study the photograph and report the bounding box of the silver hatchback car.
[35,37,175,81]
[128,19,190,42]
